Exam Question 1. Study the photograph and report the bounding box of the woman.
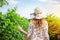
[18,7,49,40]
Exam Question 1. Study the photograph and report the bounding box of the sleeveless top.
[27,21,49,40]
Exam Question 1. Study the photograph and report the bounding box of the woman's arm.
[18,26,28,35]
[27,21,33,39]
[44,21,49,40]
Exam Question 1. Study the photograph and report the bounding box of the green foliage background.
[0,8,29,40]
[46,14,60,40]
[0,0,8,7]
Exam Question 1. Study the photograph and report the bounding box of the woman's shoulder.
[41,19,48,24]
[43,19,48,28]
[29,20,35,27]
[30,20,34,24]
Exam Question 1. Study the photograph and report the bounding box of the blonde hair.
[31,18,45,28]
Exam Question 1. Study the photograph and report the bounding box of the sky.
[0,0,60,18]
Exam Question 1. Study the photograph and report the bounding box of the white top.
[27,21,49,40]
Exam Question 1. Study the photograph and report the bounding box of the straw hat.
[30,7,44,19]
[34,7,42,14]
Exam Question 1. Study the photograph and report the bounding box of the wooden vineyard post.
[55,33,60,40]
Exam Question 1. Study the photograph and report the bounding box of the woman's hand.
[18,26,23,31]
[44,37,48,40]
[18,26,28,35]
